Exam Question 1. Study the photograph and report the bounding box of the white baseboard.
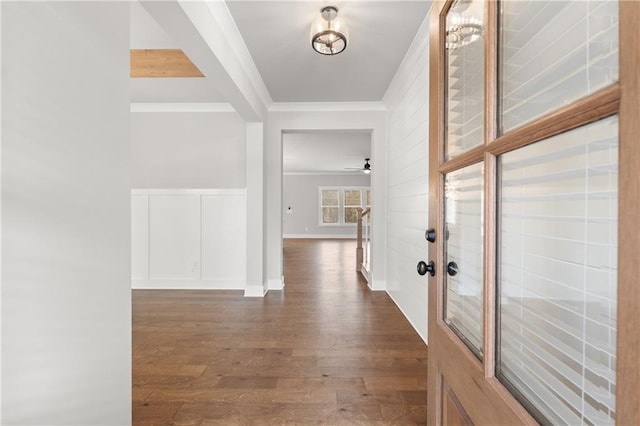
[244,285,267,297]
[359,266,370,283]
[368,280,386,291]
[283,234,356,239]
[387,291,428,346]
[268,277,285,290]
[132,279,245,290]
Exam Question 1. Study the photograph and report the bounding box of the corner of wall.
[368,280,387,291]
[244,284,267,298]
[267,277,285,291]
[387,290,428,345]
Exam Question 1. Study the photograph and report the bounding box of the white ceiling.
[130,1,431,104]
[283,131,371,174]
[226,1,432,102]
[130,1,427,172]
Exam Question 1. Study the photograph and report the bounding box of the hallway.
[132,239,428,424]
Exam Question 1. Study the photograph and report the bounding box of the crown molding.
[130,103,236,113]
[131,188,246,196]
[283,171,370,176]
[270,102,387,113]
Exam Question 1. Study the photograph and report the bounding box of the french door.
[426,0,640,424]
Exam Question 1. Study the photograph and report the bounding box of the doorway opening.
[281,130,373,288]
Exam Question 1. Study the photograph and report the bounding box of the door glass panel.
[445,0,485,160]
[500,0,619,133]
[444,162,484,358]
[497,116,618,425]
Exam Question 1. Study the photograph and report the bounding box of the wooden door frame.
[616,2,640,424]
[427,0,640,424]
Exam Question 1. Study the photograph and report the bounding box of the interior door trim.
[616,1,640,423]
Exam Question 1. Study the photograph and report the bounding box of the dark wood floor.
[133,238,428,425]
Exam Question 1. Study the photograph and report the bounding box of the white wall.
[1,2,131,424]
[267,107,387,291]
[382,14,430,343]
[245,122,266,295]
[0,3,4,419]
[283,174,371,237]
[131,189,246,290]
[131,111,246,188]
[130,110,251,293]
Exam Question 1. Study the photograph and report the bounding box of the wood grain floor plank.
[132,239,428,424]
[276,377,366,390]
[215,376,279,389]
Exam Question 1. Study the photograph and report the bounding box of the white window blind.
[501,0,619,133]
[446,0,485,160]
[445,162,484,357]
[498,116,618,425]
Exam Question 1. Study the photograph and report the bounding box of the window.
[319,187,370,225]
[320,189,339,224]
[344,190,362,223]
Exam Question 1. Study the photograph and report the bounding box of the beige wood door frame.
[427,0,640,424]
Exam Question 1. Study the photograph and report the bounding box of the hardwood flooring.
[133,238,428,425]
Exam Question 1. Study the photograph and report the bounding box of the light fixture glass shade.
[311,6,348,55]
[445,0,483,50]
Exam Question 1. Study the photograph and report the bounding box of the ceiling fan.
[345,158,372,174]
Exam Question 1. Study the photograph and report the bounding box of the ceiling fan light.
[311,6,348,55]
[363,158,372,173]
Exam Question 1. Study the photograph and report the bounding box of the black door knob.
[447,261,458,276]
[425,228,436,243]
[417,260,436,277]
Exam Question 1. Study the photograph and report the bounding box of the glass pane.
[444,162,484,357]
[322,190,339,206]
[501,0,619,132]
[345,207,359,224]
[322,207,339,224]
[445,0,485,160]
[497,116,618,425]
[366,190,372,207]
[344,190,362,206]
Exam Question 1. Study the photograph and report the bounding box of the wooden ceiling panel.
[130,49,204,78]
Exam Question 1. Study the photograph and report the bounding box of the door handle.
[447,261,459,276]
[417,260,435,277]
[425,228,436,243]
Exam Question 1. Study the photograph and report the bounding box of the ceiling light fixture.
[446,19,482,50]
[311,6,348,55]
[445,0,483,50]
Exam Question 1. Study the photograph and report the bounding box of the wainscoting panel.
[131,195,149,280]
[149,194,201,280]
[201,194,246,281]
[131,189,247,289]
